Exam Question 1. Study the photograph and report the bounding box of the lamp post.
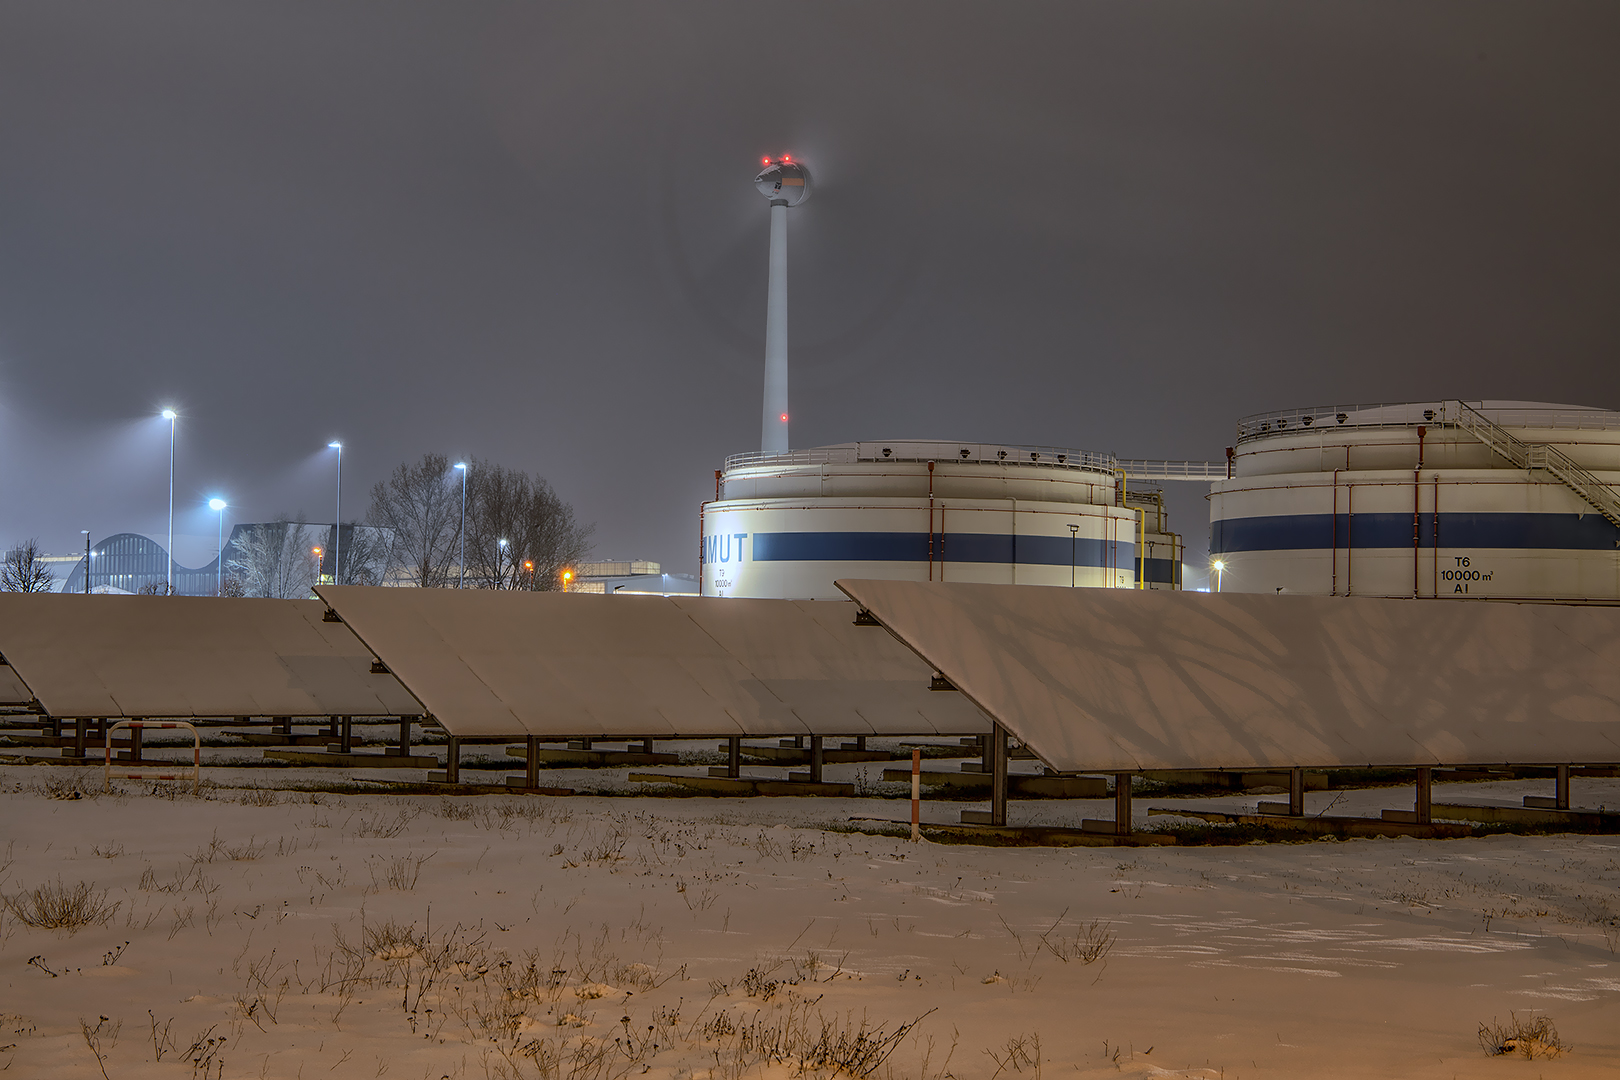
[561,568,573,593]
[81,531,90,595]
[208,499,227,595]
[1212,559,1226,593]
[498,538,507,589]
[1068,522,1079,587]
[524,560,534,591]
[161,408,177,594]
[312,546,323,589]
[453,462,468,588]
[327,442,343,585]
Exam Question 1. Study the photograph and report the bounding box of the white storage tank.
[1210,400,1620,600]
[701,441,1174,599]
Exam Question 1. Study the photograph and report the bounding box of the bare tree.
[367,454,462,588]
[1,539,55,592]
[463,460,594,590]
[332,524,393,586]
[227,518,320,599]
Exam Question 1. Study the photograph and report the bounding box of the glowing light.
[160,408,177,421]
[208,498,227,512]
[779,413,788,422]
[762,157,770,165]
[328,441,342,449]
[453,462,467,471]
[782,154,791,162]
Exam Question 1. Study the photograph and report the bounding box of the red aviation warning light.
[779,413,788,422]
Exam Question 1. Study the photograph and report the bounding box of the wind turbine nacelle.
[754,159,811,206]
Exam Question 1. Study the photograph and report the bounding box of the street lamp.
[453,462,468,588]
[208,499,227,596]
[523,560,534,591]
[560,568,573,593]
[312,546,324,587]
[1212,559,1226,593]
[161,408,177,595]
[81,530,91,595]
[498,538,508,589]
[327,442,343,585]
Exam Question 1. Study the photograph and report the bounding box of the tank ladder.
[1448,400,1620,528]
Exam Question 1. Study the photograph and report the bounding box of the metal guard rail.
[104,720,201,794]
[725,441,1117,475]
[1237,400,1620,443]
[723,445,1221,482]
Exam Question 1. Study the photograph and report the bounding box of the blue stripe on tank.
[1212,512,1620,554]
[745,531,1135,568]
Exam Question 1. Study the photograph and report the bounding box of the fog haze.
[2,2,1616,572]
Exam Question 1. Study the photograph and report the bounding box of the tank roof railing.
[1237,400,1620,443]
[724,441,1118,475]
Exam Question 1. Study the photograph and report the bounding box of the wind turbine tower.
[754,155,811,453]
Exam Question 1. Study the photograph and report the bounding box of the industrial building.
[1210,400,1620,600]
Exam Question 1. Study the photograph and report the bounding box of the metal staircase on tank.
[1449,400,1620,528]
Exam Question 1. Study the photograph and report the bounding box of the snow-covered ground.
[1,765,1617,1078]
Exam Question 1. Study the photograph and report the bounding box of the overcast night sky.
[2,3,1616,575]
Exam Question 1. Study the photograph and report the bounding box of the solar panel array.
[835,579,1620,771]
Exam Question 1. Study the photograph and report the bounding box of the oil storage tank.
[1210,400,1620,600]
[701,441,1166,599]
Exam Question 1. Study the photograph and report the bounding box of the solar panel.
[835,579,1620,771]
[315,586,990,738]
[0,594,421,718]
[0,662,32,706]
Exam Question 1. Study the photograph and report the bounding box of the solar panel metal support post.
[809,736,824,783]
[1289,767,1305,816]
[127,721,143,764]
[339,716,353,754]
[1556,764,1571,810]
[854,735,866,751]
[639,738,653,754]
[525,735,540,790]
[727,737,741,778]
[446,736,461,783]
[1414,766,1432,825]
[396,717,411,757]
[1114,773,1132,835]
[275,716,291,736]
[72,716,86,758]
[980,734,993,773]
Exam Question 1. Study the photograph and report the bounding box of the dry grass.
[4,879,120,931]
[1479,1013,1567,1058]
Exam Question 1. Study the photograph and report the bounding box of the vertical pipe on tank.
[1331,469,1339,596]
[761,202,789,453]
[1346,484,1353,596]
[1413,427,1426,598]
[1433,475,1440,597]
[927,461,935,581]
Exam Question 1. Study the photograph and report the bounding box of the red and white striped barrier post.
[910,747,921,842]
[104,720,201,795]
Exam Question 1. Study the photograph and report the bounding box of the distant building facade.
[58,524,389,597]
